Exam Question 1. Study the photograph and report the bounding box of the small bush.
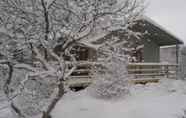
[89,55,132,99]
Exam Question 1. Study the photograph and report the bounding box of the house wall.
[143,39,160,62]
[73,46,97,61]
[160,46,177,63]
[88,48,97,61]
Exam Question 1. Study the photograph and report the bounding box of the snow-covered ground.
[0,92,13,118]
[52,79,186,118]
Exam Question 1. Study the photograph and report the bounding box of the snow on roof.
[79,41,101,50]
[160,45,177,49]
[79,32,110,50]
[141,16,184,44]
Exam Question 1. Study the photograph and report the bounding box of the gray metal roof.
[133,17,184,46]
[79,16,184,49]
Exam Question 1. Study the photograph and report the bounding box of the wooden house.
[65,17,184,87]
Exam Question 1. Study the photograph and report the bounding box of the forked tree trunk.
[42,81,65,118]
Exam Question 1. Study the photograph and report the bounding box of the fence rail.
[65,61,178,87]
[128,63,178,79]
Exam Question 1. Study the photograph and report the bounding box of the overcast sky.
[146,0,186,43]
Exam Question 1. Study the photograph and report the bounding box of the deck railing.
[127,63,178,79]
[65,61,178,86]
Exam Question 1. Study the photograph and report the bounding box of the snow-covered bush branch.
[89,42,134,99]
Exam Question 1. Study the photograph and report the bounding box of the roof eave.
[142,16,184,45]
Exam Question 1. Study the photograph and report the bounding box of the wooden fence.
[65,61,178,87]
[128,63,178,78]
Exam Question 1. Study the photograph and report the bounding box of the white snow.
[0,108,13,118]
[52,79,186,118]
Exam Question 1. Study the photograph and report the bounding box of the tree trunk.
[42,112,51,118]
[42,81,65,118]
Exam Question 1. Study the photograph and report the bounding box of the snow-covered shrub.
[89,54,132,99]
[0,67,58,117]
[178,46,186,80]
[14,73,58,117]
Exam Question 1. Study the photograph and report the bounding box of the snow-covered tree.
[0,0,145,117]
[89,50,132,99]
